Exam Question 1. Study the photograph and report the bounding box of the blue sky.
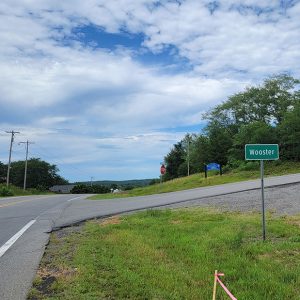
[0,0,300,182]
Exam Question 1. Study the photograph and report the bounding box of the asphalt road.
[0,173,300,300]
[0,194,87,300]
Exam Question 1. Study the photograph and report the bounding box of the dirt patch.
[27,226,80,300]
[55,224,83,238]
[259,249,300,264]
[94,215,122,226]
[28,263,78,299]
[27,216,124,299]
[287,219,300,227]
[34,275,56,298]
[37,266,77,280]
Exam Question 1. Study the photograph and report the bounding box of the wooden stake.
[213,270,218,300]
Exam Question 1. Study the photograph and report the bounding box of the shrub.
[71,184,110,194]
[221,165,231,174]
[36,184,47,192]
[91,185,110,194]
[71,184,91,194]
[0,186,14,197]
[226,159,244,170]
[124,185,134,191]
[237,161,259,171]
[149,179,160,185]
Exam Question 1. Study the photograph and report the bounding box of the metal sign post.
[245,144,279,241]
[260,160,266,241]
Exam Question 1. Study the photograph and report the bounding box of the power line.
[32,144,92,179]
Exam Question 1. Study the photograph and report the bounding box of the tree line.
[0,158,68,190]
[163,74,300,180]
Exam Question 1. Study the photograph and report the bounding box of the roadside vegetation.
[91,74,300,200]
[71,184,111,194]
[163,75,300,180]
[90,160,300,199]
[0,184,53,197]
[0,158,68,192]
[28,208,300,299]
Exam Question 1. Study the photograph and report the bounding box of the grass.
[0,184,53,197]
[90,161,300,200]
[28,208,300,299]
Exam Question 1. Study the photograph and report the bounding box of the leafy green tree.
[205,121,233,166]
[92,185,110,194]
[9,158,68,188]
[164,141,185,180]
[71,184,91,194]
[0,162,6,183]
[110,183,118,190]
[181,133,197,175]
[71,184,111,194]
[189,135,210,173]
[162,74,300,180]
[230,122,278,160]
[278,101,300,160]
[262,74,300,124]
[205,74,300,126]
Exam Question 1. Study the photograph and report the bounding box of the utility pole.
[19,140,34,190]
[90,176,94,187]
[187,138,190,176]
[186,134,191,177]
[6,130,20,186]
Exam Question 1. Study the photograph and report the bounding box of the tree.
[164,141,185,180]
[278,101,300,160]
[189,135,210,173]
[205,74,300,127]
[71,184,91,194]
[161,74,300,181]
[0,162,6,183]
[181,133,197,176]
[230,122,278,160]
[8,158,68,188]
[71,184,110,194]
[205,121,233,166]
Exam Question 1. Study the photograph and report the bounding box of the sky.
[0,0,300,182]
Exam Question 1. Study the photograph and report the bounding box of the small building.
[50,184,75,194]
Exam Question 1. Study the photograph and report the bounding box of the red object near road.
[160,164,166,175]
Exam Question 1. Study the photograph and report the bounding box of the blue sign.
[206,163,220,171]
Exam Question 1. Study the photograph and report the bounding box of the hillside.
[90,161,300,199]
[78,179,154,188]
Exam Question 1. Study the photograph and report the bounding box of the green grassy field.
[90,161,300,200]
[28,208,300,299]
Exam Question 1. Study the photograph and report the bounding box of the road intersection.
[0,173,300,300]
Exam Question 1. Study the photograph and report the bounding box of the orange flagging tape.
[213,272,237,300]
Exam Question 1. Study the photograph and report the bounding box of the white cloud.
[0,0,299,180]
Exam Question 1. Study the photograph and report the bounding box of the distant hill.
[76,179,155,188]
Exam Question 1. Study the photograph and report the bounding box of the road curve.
[0,173,299,300]
[54,173,300,228]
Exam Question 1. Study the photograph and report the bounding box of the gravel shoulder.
[161,183,300,215]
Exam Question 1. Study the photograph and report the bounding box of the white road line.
[0,220,36,258]
[67,195,86,202]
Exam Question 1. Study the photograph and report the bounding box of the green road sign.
[245,144,279,160]
[245,143,279,241]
